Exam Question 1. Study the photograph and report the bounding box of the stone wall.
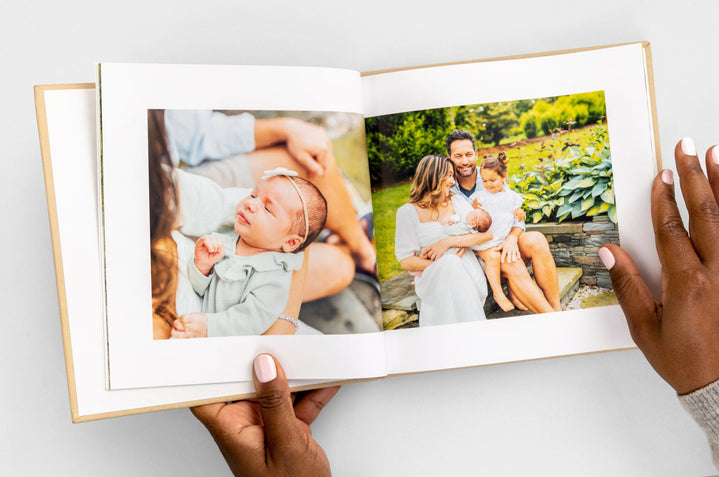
[526,216,619,288]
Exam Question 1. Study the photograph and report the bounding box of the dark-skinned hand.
[192,354,339,476]
[601,138,719,395]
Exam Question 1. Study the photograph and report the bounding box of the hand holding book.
[602,138,719,396]
[191,354,338,477]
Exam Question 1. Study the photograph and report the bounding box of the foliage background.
[367,91,614,282]
[366,91,606,187]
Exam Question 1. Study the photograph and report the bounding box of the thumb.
[253,354,302,452]
[599,245,659,346]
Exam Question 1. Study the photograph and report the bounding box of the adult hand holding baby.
[514,207,526,222]
[497,233,521,264]
[419,237,455,261]
[172,312,208,339]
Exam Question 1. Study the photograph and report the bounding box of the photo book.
[36,42,660,421]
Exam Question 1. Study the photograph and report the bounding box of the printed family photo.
[368,91,619,329]
[148,108,381,340]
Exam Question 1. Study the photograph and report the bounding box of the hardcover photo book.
[36,42,660,421]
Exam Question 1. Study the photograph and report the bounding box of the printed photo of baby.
[172,170,327,338]
[148,109,381,339]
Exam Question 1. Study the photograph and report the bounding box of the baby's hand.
[171,313,208,338]
[194,236,225,276]
[472,198,483,209]
[513,207,526,222]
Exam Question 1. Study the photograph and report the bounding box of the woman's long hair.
[408,155,455,210]
[148,110,179,334]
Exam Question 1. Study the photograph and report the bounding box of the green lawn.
[490,126,599,180]
[372,182,411,282]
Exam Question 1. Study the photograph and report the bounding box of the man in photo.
[446,129,562,312]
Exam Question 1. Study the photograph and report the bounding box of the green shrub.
[509,123,616,224]
[519,91,605,138]
[522,115,539,139]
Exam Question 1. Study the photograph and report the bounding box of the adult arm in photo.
[498,189,528,263]
[263,249,309,335]
[601,139,719,467]
[253,117,333,177]
[166,109,333,177]
[394,203,491,270]
[418,231,492,262]
[496,227,522,264]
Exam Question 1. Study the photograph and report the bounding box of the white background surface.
[3,0,718,475]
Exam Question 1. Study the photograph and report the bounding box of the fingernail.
[254,354,277,383]
[598,247,615,270]
[661,169,674,185]
[681,137,696,156]
[712,147,719,166]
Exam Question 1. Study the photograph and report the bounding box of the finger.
[253,354,303,453]
[675,138,719,263]
[599,245,659,346]
[313,146,330,176]
[651,168,700,272]
[294,386,340,426]
[707,146,719,208]
[294,150,323,177]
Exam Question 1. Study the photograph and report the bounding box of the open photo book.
[37,42,660,421]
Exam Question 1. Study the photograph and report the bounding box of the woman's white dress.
[394,196,488,327]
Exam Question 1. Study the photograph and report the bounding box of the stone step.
[558,267,583,302]
[380,266,583,312]
[380,272,420,311]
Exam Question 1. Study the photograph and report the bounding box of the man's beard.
[456,166,476,178]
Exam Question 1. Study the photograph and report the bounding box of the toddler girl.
[470,154,527,312]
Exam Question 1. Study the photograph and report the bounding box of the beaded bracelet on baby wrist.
[277,313,299,328]
[457,236,462,248]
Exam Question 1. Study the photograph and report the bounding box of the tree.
[477,102,518,146]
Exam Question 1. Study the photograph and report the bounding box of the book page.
[41,87,339,420]
[99,64,387,389]
[362,44,656,375]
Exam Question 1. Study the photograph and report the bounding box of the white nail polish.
[254,354,277,383]
[661,169,674,185]
[681,137,696,156]
[598,247,615,270]
[712,147,719,166]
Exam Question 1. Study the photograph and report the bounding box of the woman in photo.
[394,155,492,326]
